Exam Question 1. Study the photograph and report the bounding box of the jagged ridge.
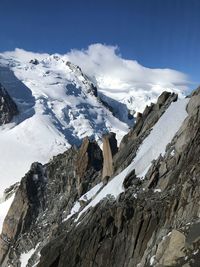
[0,89,200,267]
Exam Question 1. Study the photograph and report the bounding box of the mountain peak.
[0,52,129,196]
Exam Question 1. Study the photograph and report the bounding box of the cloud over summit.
[63,43,189,113]
[65,43,189,90]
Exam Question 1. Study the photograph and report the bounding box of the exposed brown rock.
[155,230,186,265]
[102,132,118,180]
[76,137,103,196]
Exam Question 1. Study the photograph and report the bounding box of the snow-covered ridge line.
[64,98,189,221]
[1,46,188,115]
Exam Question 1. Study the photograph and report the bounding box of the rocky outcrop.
[155,229,186,266]
[0,83,18,125]
[102,132,118,180]
[29,59,39,65]
[113,91,178,174]
[76,137,103,196]
[0,140,103,267]
[37,89,200,267]
[0,163,46,265]
[1,90,200,267]
[66,61,98,97]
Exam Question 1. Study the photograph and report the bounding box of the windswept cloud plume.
[64,43,189,113]
[65,43,189,88]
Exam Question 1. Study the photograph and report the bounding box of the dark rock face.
[29,59,39,65]
[0,163,46,265]
[1,90,200,267]
[0,140,103,266]
[66,61,98,97]
[37,89,200,267]
[0,83,18,125]
[113,91,178,174]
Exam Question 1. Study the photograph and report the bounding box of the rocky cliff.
[0,83,18,125]
[0,90,200,267]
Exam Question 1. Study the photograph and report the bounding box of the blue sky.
[0,0,199,87]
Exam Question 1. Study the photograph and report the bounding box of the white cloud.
[64,43,189,89]
[64,43,189,113]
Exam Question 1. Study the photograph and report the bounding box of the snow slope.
[20,249,35,267]
[0,51,129,196]
[20,243,40,267]
[65,98,189,221]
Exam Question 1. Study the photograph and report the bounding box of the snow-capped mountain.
[0,51,129,196]
[0,48,187,197]
[0,48,199,267]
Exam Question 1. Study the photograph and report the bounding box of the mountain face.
[0,49,185,198]
[0,52,130,196]
[0,87,200,267]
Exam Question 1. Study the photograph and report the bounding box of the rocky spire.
[76,137,103,196]
[102,132,118,181]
